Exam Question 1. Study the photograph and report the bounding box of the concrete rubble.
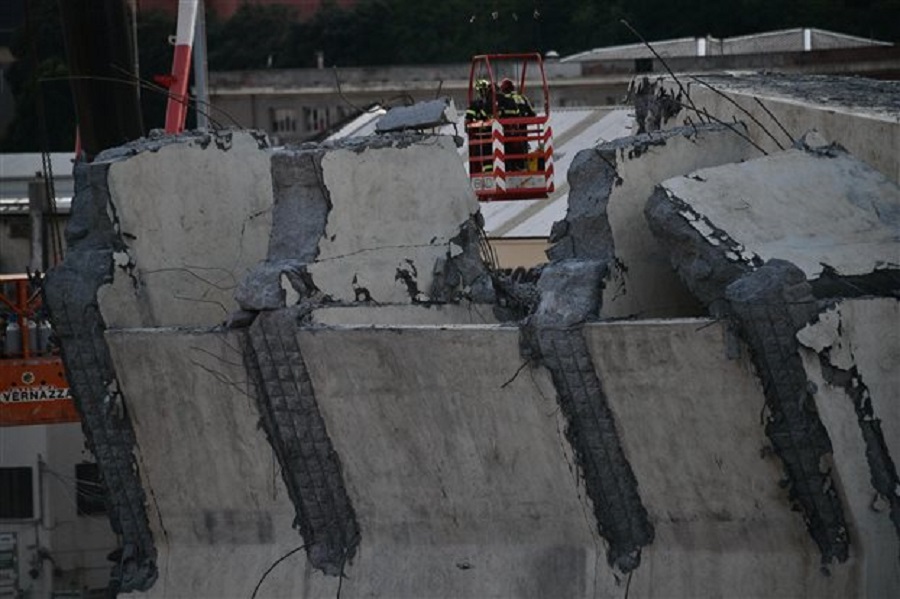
[42,80,900,597]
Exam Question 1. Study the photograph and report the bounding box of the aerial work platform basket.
[466,53,555,202]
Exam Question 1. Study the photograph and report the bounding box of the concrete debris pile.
[43,80,899,598]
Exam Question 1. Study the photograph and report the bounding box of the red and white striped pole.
[164,0,200,133]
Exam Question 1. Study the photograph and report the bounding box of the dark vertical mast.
[58,0,143,160]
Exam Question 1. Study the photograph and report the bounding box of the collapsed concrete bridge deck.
[42,78,899,599]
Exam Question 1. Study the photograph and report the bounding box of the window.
[75,463,107,516]
[303,106,330,133]
[0,467,33,519]
[635,58,653,74]
[8,217,29,239]
[271,108,297,133]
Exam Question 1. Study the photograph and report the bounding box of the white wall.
[0,423,116,595]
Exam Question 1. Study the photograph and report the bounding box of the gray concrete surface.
[586,319,859,597]
[311,136,479,305]
[645,142,900,589]
[236,133,491,315]
[668,74,900,183]
[97,131,273,329]
[658,146,900,280]
[108,320,870,598]
[797,298,900,598]
[44,128,498,592]
[44,100,899,599]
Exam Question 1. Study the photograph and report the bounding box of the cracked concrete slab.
[657,145,900,281]
[310,136,477,305]
[95,131,273,328]
[46,128,500,590]
[798,299,900,459]
[236,133,493,320]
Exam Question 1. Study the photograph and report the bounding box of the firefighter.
[497,78,534,170]
[499,78,535,117]
[466,78,492,121]
[466,79,493,173]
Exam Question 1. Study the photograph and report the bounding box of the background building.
[207,28,898,145]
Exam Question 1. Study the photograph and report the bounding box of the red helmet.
[500,78,515,94]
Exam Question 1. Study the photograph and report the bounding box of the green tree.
[136,10,177,132]
[1,2,179,151]
[0,0,75,151]
[207,4,296,69]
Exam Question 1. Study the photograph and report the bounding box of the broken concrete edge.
[818,359,900,549]
[644,185,758,316]
[269,148,332,265]
[243,308,361,576]
[235,216,502,317]
[95,128,269,164]
[798,305,900,550]
[626,75,769,150]
[645,133,900,564]
[627,75,684,134]
[43,160,159,593]
[289,130,451,154]
[234,134,498,318]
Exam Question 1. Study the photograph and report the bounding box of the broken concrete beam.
[725,260,849,564]
[93,130,273,329]
[547,123,760,319]
[56,128,492,330]
[519,260,655,574]
[245,307,360,575]
[797,298,900,595]
[44,127,502,591]
[247,133,488,312]
[583,318,858,597]
[375,97,459,133]
[645,143,900,575]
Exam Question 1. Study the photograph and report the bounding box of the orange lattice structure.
[0,274,78,426]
